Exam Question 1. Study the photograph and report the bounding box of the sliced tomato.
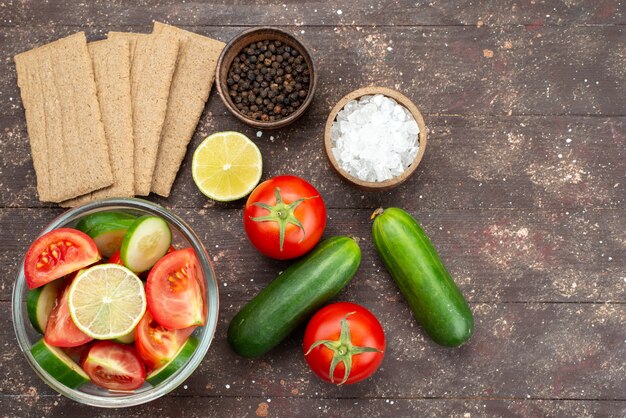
[25,228,101,289]
[146,248,206,330]
[108,250,124,265]
[44,280,93,348]
[81,341,146,391]
[135,310,196,370]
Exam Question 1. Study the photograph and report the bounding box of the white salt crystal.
[371,94,385,107]
[392,105,407,121]
[380,97,396,115]
[330,124,341,141]
[405,119,419,134]
[344,100,358,113]
[330,94,420,182]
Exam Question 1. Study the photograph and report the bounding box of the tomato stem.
[305,312,382,385]
[250,187,318,252]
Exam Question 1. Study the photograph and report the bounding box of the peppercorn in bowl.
[216,27,317,129]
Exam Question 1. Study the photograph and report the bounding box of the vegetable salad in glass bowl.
[12,198,219,407]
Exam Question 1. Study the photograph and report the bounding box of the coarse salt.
[330,94,419,182]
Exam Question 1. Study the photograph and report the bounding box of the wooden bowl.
[216,27,317,130]
[324,87,428,191]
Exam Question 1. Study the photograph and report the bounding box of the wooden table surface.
[1,1,624,417]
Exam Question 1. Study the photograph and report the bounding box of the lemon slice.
[68,264,146,340]
[192,131,263,201]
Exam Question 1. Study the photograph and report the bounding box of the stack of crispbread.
[14,23,225,205]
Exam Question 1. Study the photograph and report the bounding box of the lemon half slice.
[68,264,146,340]
[192,131,263,201]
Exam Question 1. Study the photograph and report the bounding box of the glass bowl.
[12,198,219,408]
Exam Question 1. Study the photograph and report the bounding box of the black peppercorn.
[226,39,310,121]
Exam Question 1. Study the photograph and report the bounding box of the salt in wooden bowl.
[324,86,427,191]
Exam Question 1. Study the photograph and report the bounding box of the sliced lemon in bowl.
[68,264,146,340]
[192,131,263,202]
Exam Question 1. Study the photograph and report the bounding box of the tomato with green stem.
[303,302,385,385]
[244,175,326,260]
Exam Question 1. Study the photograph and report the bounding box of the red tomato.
[81,341,146,390]
[108,250,124,265]
[303,302,385,385]
[45,280,93,348]
[146,248,206,330]
[244,175,326,260]
[135,310,196,370]
[24,228,101,289]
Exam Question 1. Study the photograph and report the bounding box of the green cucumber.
[86,219,135,258]
[121,216,172,273]
[372,207,473,347]
[228,236,361,358]
[76,211,136,234]
[146,336,199,386]
[31,339,90,389]
[27,280,63,334]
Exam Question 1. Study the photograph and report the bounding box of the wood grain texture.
[2,25,625,118]
[2,114,623,210]
[0,0,623,26]
[0,397,624,418]
[1,208,624,304]
[0,0,624,415]
[2,302,624,400]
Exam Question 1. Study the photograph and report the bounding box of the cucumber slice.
[27,280,63,334]
[113,330,136,344]
[31,339,90,389]
[121,216,172,273]
[76,211,136,234]
[86,219,135,258]
[146,336,198,386]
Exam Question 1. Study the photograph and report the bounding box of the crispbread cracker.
[150,22,226,197]
[108,32,180,195]
[14,32,113,203]
[106,32,149,62]
[61,38,135,207]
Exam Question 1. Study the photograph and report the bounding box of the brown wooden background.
[0,1,624,417]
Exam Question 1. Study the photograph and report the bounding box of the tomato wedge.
[108,250,124,265]
[146,248,206,329]
[25,228,101,289]
[44,280,93,348]
[135,310,196,370]
[81,341,146,390]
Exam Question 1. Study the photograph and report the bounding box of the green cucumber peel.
[121,215,172,273]
[146,337,199,386]
[31,339,90,389]
[76,211,136,233]
[27,280,62,334]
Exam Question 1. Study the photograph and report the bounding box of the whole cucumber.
[372,208,473,346]
[228,236,361,358]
